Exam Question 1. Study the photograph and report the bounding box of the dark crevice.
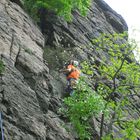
[10,0,23,8]
[10,30,15,59]
[35,91,49,114]
[14,44,21,67]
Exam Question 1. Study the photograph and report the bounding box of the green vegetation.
[23,0,91,21]
[62,32,140,140]
[0,60,5,74]
[25,48,34,55]
[63,77,106,140]
[93,33,140,140]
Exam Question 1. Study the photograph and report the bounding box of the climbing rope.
[0,112,4,140]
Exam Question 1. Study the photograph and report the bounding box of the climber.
[60,60,80,96]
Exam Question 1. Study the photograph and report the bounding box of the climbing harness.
[0,112,4,140]
[66,78,78,96]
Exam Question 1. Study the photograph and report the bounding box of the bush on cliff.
[63,77,106,140]
[23,0,91,21]
[62,32,140,140]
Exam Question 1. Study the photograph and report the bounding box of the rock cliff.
[0,0,139,140]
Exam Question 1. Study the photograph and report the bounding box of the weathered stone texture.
[0,0,139,140]
[0,0,67,139]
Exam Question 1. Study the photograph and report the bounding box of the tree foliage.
[92,32,140,140]
[62,32,140,140]
[23,0,91,21]
[62,77,106,140]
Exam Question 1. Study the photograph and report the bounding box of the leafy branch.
[23,0,91,21]
[94,33,140,140]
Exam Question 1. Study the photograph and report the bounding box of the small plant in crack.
[0,60,5,74]
[25,48,34,55]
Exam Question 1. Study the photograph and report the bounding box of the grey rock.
[0,0,139,140]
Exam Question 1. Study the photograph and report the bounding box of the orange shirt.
[67,64,80,80]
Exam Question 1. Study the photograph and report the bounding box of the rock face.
[0,0,139,140]
[0,0,70,139]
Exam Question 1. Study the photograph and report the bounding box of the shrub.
[0,60,5,74]
[63,77,106,140]
[23,0,91,21]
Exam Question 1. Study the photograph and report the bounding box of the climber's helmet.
[72,60,79,67]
